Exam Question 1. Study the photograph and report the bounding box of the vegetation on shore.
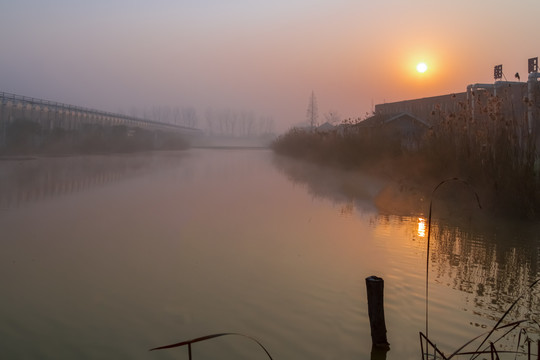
[0,119,190,156]
[272,95,540,219]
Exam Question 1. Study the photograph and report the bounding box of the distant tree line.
[127,106,199,128]
[125,106,275,137]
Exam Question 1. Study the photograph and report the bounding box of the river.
[0,149,538,359]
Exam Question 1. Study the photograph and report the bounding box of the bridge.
[0,91,202,147]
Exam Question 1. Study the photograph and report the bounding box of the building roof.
[355,111,430,128]
[317,121,336,132]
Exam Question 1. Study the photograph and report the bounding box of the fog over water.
[0,149,538,359]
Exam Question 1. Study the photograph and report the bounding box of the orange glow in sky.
[1,1,539,132]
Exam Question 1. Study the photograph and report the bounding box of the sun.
[416,62,428,73]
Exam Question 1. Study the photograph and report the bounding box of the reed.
[420,93,539,217]
[271,127,401,170]
[272,92,540,218]
[149,333,273,360]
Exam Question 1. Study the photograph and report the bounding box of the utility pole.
[306,91,319,130]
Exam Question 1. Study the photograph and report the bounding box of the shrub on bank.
[271,127,401,169]
[0,120,190,155]
[272,95,540,218]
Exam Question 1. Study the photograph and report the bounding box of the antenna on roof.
[528,57,538,74]
[494,64,503,80]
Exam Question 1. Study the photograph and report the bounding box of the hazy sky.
[1,0,539,131]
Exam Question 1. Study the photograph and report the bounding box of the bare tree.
[200,106,274,136]
[172,107,181,125]
[246,112,255,136]
[260,116,275,134]
[204,108,216,134]
[129,106,139,118]
[324,111,341,125]
[181,107,198,128]
[306,91,319,130]
[151,106,161,122]
[162,106,172,124]
[266,117,275,134]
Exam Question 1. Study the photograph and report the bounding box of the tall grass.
[271,127,401,169]
[422,90,538,217]
[272,91,540,218]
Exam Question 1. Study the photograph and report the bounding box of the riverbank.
[271,128,540,220]
[0,120,189,156]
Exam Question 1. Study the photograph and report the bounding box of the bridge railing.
[0,91,201,134]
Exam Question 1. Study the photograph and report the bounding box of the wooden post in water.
[366,276,389,349]
[370,344,389,360]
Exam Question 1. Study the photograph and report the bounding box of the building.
[359,65,540,154]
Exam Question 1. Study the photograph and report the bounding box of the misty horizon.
[2,1,538,133]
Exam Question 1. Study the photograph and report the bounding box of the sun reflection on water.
[417,217,426,238]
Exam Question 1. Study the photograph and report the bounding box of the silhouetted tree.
[324,111,341,124]
[181,107,198,128]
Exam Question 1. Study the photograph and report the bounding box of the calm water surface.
[0,149,538,359]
